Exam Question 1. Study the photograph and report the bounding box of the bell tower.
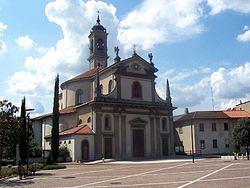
[88,14,108,70]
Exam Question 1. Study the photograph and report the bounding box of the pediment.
[114,54,157,76]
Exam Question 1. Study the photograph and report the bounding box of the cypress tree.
[19,97,27,164]
[51,74,59,163]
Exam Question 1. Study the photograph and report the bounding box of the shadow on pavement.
[32,172,53,177]
[0,179,34,187]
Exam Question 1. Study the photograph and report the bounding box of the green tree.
[0,100,19,172]
[51,74,59,163]
[232,118,250,160]
[19,97,27,164]
[2,124,20,159]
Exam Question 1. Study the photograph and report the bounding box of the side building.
[174,109,250,155]
[32,16,176,161]
[235,100,250,113]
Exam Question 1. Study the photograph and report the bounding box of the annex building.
[32,16,176,161]
[174,109,250,155]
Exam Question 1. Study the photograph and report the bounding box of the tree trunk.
[247,144,249,160]
[0,128,5,173]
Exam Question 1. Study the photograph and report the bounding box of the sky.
[1,0,250,116]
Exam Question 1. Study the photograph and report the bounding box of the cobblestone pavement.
[1,158,250,188]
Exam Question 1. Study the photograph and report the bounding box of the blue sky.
[1,0,250,116]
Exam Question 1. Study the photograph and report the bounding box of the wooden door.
[104,137,112,159]
[82,140,89,161]
[133,129,144,157]
[162,137,168,156]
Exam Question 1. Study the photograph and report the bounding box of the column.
[95,112,103,159]
[114,113,120,158]
[121,114,126,159]
[150,117,155,157]
[155,117,161,156]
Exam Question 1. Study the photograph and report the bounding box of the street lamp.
[25,108,34,175]
[191,122,195,163]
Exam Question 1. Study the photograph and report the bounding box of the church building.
[32,15,176,161]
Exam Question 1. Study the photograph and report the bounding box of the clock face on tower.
[96,39,104,50]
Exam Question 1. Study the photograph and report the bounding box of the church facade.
[32,16,176,161]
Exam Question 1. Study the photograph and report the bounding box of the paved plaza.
[1,158,250,188]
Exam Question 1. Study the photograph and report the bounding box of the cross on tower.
[133,44,136,54]
[96,10,100,24]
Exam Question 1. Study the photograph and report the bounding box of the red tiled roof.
[32,113,52,120]
[32,106,76,120]
[59,124,94,136]
[61,67,103,87]
[60,106,76,114]
[174,110,250,122]
[223,110,250,118]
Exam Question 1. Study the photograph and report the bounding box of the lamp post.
[191,122,195,163]
[25,108,34,175]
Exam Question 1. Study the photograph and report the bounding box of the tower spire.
[166,79,172,103]
[88,11,108,70]
[97,11,100,24]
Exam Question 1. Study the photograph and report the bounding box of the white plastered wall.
[121,76,152,101]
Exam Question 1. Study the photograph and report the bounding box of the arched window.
[162,118,167,131]
[132,81,142,98]
[104,115,111,130]
[78,119,83,125]
[76,89,83,105]
[87,117,91,123]
[108,80,113,93]
[100,84,103,94]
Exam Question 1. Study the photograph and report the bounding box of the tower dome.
[91,14,106,32]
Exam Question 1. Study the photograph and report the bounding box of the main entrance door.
[133,129,144,157]
[82,140,89,161]
[104,137,112,159]
[162,137,168,156]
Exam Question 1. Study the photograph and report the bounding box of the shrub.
[59,146,70,159]
[1,159,16,166]
[0,167,18,178]
[30,147,42,157]
[29,163,45,174]
[42,164,66,170]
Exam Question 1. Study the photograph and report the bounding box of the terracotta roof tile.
[223,110,250,118]
[59,124,94,136]
[32,113,52,120]
[174,110,250,123]
[60,106,76,114]
[61,67,103,86]
[32,106,76,120]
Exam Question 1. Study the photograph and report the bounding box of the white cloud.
[118,0,204,51]
[0,22,7,36]
[8,0,119,100]
[171,67,212,82]
[0,40,7,54]
[0,21,7,55]
[36,47,48,54]
[211,62,250,99]
[156,68,211,109]
[207,0,250,15]
[172,77,210,108]
[157,62,250,115]
[244,25,249,31]
[15,35,35,50]
[237,29,250,42]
